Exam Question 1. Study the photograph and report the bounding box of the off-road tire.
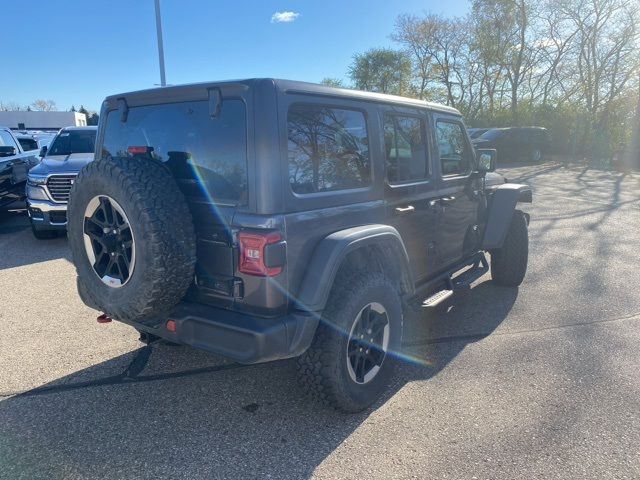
[31,222,57,240]
[490,210,528,286]
[297,273,403,412]
[531,148,542,163]
[67,156,196,323]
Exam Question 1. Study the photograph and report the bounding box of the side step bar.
[422,253,489,308]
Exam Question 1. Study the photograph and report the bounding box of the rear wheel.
[297,273,403,412]
[490,210,529,286]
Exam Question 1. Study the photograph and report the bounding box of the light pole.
[154,0,167,87]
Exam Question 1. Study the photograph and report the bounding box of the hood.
[29,153,94,176]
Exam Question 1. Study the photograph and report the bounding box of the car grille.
[46,175,76,203]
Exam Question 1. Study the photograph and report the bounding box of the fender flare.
[482,183,532,250]
[296,224,413,312]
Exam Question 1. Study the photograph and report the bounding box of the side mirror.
[476,148,497,172]
[39,145,48,158]
[0,146,17,158]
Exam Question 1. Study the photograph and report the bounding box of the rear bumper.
[128,302,320,364]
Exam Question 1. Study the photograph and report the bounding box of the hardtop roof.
[105,78,461,116]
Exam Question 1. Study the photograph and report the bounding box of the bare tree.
[0,101,25,111]
[31,99,57,111]
[392,14,468,107]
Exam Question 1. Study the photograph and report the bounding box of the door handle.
[395,205,415,214]
[439,196,456,204]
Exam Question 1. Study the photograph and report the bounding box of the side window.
[288,104,370,194]
[18,138,38,151]
[436,121,472,177]
[0,130,18,149]
[384,115,428,183]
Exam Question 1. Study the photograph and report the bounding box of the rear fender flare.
[482,183,532,250]
[296,225,413,312]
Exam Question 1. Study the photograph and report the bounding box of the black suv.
[472,127,550,163]
[67,79,531,412]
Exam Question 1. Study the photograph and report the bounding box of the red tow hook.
[97,313,112,324]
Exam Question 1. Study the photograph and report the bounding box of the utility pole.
[154,0,167,87]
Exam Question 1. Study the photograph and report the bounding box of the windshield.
[468,129,487,139]
[477,129,507,141]
[47,130,96,156]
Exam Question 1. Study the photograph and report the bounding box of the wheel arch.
[482,183,532,250]
[296,224,413,312]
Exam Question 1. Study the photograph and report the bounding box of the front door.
[382,110,440,282]
[433,116,482,268]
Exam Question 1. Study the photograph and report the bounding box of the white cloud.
[271,11,300,23]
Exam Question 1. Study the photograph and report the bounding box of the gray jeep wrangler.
[67,79,531,412]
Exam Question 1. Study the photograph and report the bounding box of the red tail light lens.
[127,146,153,155]
[238,231,283,276]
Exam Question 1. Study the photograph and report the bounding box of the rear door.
[433,115,482,268]
[382,108,440,282]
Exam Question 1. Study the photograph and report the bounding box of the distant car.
[472,127,550,163]
[467,128,490,139]
[25,126,97,239]
[15,133,54,154]
[0,126,41,209]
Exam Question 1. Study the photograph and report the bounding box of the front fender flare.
[296,225,413,312]
[482,183,532,250]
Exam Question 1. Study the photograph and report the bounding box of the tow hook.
[138,331,163,345]
[97,313,112,323]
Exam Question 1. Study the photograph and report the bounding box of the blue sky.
[2,0,469,112]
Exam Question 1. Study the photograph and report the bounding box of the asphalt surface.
[0,163,639,479]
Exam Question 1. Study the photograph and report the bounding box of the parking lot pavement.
[1,164,639,479]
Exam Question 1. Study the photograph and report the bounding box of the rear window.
[102,100,247,205]
[48,130,96,156]
[18,137,38,151]
[287,104,371,194]
[478,129,505,141]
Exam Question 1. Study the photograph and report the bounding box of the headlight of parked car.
[26,184,49,201]
[27,175,47,185]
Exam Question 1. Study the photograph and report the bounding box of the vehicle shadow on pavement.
[0,205,70,271]
[0,279,516,479]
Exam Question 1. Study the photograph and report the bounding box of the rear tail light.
[238,231,285,276]
[127,146,154,155]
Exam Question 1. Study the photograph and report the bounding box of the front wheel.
[490,210,529,286]
[31,222,57,240]
[297,273,403,412]
[530,148,542,163]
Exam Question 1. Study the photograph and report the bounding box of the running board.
[422,289,454,307]
[422,253,489,308]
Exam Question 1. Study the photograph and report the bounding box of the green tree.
[321,78,346,88]
[348,48,414,96]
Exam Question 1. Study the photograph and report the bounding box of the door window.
[287,104,371,194]
[383,115,428,183]
[436,121,472,176]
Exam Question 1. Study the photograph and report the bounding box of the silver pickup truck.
[26,126,96,238]
[0,126,42,209]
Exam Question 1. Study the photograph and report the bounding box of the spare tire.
[67,156,196,323]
